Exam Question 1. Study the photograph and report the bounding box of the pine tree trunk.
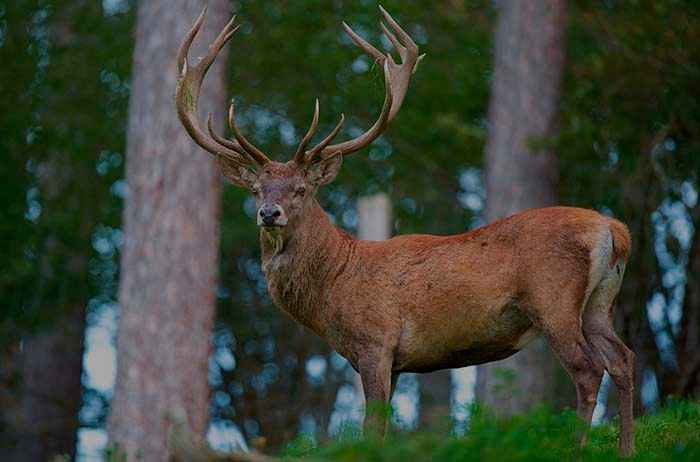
[108,1,228,459]
[475,0,568,415]
[0,308,85,461]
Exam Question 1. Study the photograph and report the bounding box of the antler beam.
[302,6,422,162]
[175,7,271,168]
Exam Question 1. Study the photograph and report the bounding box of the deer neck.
[260,199,351,328]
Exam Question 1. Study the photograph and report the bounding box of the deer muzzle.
[257,204,288,228]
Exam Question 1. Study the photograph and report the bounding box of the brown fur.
[255,195,635,454]
[260,205,622,370]
[254,195,631,454]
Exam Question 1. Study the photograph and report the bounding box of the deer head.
[175,6,421,232]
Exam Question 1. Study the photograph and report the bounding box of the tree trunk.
[419,371,452,428]
[0,308,85,461]
[475,0,568,415]
[108,1,228,459]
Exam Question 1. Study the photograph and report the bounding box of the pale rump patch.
[583,225,614,311]
[586,259,625,319]
[582,225,627,332]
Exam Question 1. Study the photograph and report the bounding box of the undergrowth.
[282,399,700,461]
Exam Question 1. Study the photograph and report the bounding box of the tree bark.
[108,1,228,459]
[418,371,452,428]
[475,0,568,415]
[0,308,85,461]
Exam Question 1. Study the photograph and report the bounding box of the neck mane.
[260,199,353,330]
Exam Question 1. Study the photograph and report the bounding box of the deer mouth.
[260,224,287,240]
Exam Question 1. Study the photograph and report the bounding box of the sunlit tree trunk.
[476,0,568,415]
[108,1,228,459]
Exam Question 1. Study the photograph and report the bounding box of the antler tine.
[319,61,393,158]
[305,113,346,163]
[207,113,236,151]
[341,21,385,64]
[199,15,240,78]
[176,6,207,75]
[380,22,404,56]
[175,8,261,168]
[379,5,419,55]
[206,113,260,168]
[317,6,420,158]
[208,114,267,168]
[293,99,321,163]
[200,13,272,167]
[378,5,422,121]
[228,101,272,166]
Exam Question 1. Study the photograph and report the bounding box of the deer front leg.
[358,352,395,438]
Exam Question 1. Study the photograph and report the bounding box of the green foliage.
[0,0,134,340]
[0,0,135,440]
[559,0,700,209]
[282,401,700,461]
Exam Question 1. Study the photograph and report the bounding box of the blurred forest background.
[1,0,699,461]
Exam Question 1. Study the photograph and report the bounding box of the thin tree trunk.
[108,1,228,459]
[0,308,85,461]
[419,371,452,428]
[476,0,568,415]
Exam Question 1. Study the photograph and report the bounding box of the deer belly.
[393,302,537,373]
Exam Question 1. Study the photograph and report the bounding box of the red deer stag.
[175,6,635,456]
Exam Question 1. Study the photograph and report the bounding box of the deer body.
[176,7,636,455]
[261,200,629,376]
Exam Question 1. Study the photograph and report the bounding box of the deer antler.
[292,100,346,164]
[176,7,271,168]
[301,6,422,163]
[177,6,420,168]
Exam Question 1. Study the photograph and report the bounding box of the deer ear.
[306,154,343,187]
[218,157,258,190]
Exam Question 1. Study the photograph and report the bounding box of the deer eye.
[295,186,306,197]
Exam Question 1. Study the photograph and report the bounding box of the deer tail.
[608,217,631,266]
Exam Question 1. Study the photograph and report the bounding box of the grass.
[281,399,700,461]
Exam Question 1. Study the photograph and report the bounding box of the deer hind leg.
[522,286,605,446]
[543,326,605,440]
[582,262,635,456]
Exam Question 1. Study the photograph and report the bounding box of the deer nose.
[258,204,284,227]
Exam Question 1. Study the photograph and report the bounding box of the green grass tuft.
[281,400,700,461]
